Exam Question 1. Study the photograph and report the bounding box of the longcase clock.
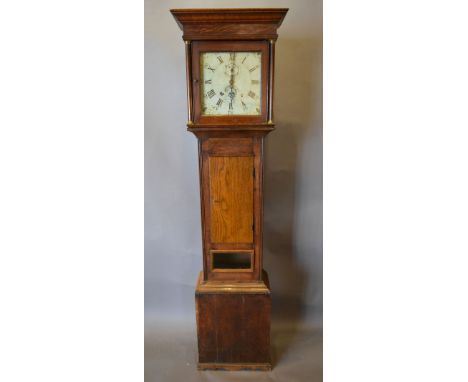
[171,8,288,371]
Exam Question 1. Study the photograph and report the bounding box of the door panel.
[209,156,253,243]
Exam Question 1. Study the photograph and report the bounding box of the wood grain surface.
[209,156,253,243]
[171,8,288,41]
[196,294,271,364]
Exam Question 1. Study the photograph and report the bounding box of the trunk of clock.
[198,133,265,282]
[195,271,271,371]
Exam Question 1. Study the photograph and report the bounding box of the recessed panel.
[209,156,253,243]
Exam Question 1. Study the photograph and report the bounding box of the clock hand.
[229,71,236,103]
[228,53,237,103]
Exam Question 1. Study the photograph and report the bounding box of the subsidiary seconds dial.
[200,51,262,116]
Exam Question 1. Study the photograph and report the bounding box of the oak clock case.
[171,8,288,371]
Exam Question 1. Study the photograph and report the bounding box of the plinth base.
[195,271,271,370]
[198,362,271,371]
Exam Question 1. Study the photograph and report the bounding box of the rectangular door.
[209,156,253,244]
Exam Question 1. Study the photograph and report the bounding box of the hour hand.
[228,86,236,102]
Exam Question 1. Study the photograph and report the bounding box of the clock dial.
[200,52,262,116]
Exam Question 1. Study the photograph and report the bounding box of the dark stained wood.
[253,136,264,277]
[184,23,277,41]
[171,8,288,41]
[198,363,271,371]
[195,270,270,294]
[191,40,269,125]
[195,271,271,368]
[184,41,194,123]
[204,137,253,156]
[188,123,275,132]
[268,40,275,123]
[199,137,212,281]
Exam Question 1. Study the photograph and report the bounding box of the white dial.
[200,52,262,116]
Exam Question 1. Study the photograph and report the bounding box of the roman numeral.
[251,79,259,85]
[249,65,259,72]
[241,101,247,110]
[217,56,223,63]
[242,56,247,64]
[207,65,215,72]
[229,101,233,110]
[248,91,256,99]
[205,79,212,84]
[207,89,216,98]
[216,98,223,107]
[230,53,235,61]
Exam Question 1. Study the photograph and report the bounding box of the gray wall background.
[145,0,322,326]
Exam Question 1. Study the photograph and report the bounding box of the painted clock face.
[200,52,262,116]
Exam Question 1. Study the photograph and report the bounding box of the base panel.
[198,362,271,371]
[195,271,271,369]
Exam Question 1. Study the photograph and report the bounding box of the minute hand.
[229,64,235,91]
[228,69,236,108]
